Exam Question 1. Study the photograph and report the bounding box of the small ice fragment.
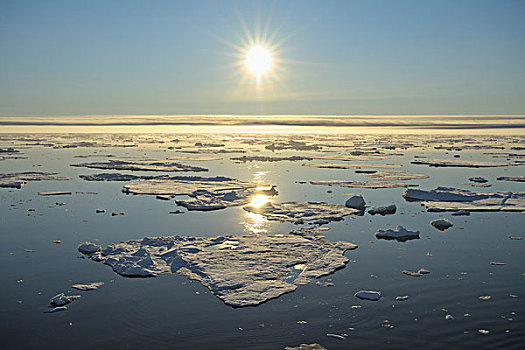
[44,306,68,313]
[431,219,453,231]
[38,191,71,196]
[284,344,326,350]
[326,333,346,340]
[368,204,396,215]
[49,293,81,307]
[375,226,420,242]
[402,270,423,277]
[478,329,490,335]
[77,242,101,254]
[354,290,382,301]
[71,282,104,291]
[469,177,488,183]
[452,210,470,216]
[345,195,366,210]
[479,295,491,301]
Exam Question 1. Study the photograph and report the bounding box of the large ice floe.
[122,176,255,196]
[403,187,525,212]
[243,201,360,224]
[411,159,510,168]
[80,173,161,181]
[310,180,418,189]
[84,230,357,307]
[0,172,71,189]
[71,159,208,172]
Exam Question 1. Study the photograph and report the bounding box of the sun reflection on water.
[242,171,275,234]
[243,211,268,234]
[248,194,271,208]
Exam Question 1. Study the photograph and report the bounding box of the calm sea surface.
[1,133,524,349]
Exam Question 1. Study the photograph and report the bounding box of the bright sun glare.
[249,194,270,208]
[245,45,273,78]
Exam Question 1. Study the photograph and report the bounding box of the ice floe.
[303,163,401,169]
[0,172,70,189]
[86,230,357,307]
[231,155,309,163]
[469,177,488,183]
[123,176,256,196]
[375,226,420,241]
[284,343,326,350]
[49,293,81,307]
[310,180,418,189]
[365,170,428,181]
[243,201,360,224]
[265,141,320,151]
[77,242,102,255]
[411,159,510,168]
[431,218,454,230]
[497,176,525,182]
[460,182,492,188]
[71,282,104,291]
[403,187,525,212]
[80,173,159,181]
[344,195,366,210]
[368,204,397,215]
[354,290,382,301]
[72,159,208,172]
[38,191,71,196]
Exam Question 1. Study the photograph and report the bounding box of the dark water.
[1,133,524,349]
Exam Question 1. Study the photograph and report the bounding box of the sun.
[244,44,274,79]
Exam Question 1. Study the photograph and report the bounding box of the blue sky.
[1,0,524,116]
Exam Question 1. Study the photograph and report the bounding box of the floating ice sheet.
[365,170,429,181]
[411,159,510,168]
[497,176,525,182]
[243,201,360,224]
[403,187,525,212]
[0,172,71,189]
[375,226,420,241]
[123,176,256,196]
[310,180,418,189]
[303,163,401,169]
[87,231,357,307]
[71,159,208,172]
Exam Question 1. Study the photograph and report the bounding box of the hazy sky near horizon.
[1,0,524,117]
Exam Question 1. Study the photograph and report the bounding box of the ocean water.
[1,132,524,349]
